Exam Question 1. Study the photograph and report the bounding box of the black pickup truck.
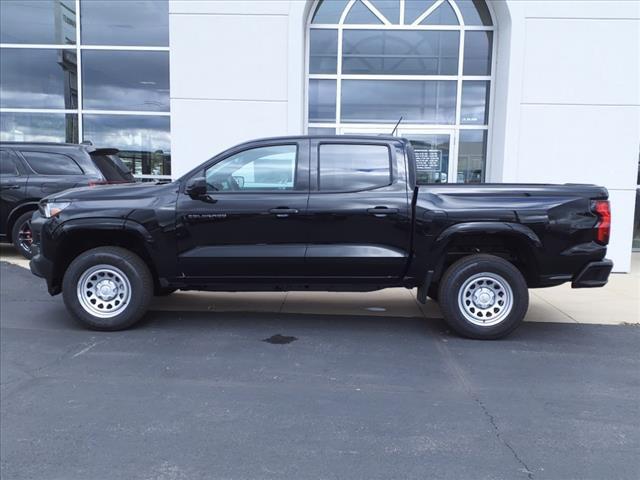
[29,136,613,339]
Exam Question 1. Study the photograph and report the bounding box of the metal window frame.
[0,0,171,178]
[305,0,497,183]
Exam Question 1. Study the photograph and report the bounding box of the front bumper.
[572,259,613,288]
[28,212,61,295]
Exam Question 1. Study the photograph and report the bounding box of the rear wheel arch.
[6,202,39,237]
[430,223,541,286]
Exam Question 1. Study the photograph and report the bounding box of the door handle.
[269,207,299,218]
[367,207,399,216]
[1,184,20,190]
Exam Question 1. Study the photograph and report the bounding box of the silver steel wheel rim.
[458,272,513,326]
[77,264,132,319]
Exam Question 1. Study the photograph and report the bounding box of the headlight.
[42,201,71,218]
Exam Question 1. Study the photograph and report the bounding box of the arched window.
[307,0,495,183]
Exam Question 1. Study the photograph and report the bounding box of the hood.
[45,181,178,203]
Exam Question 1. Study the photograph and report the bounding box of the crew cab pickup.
[29,136,613,339]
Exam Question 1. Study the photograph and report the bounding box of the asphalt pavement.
[1,261,639,480]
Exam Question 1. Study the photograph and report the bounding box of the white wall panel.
[169,1,290,15]
[170,14,289,101]
[522,18,640,105]
[516,104,639,188]
[170,98,289,177]
[606,189,636,273]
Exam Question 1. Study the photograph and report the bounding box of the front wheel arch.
[50,226,160,295]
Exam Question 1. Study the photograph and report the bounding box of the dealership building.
[0,0,638,271]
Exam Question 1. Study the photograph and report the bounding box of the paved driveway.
[1,262,639,480]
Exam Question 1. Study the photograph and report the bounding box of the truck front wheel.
[62,247,153,331]
[438,254,528,339]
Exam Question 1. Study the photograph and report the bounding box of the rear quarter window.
[318,144,391,192]
[21,151,83,175]
[90,153,134,183]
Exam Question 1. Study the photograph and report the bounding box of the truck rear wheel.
[62,247,153,331]
[438,254,528,339]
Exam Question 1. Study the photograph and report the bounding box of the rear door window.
[0,150,20,175]
[90,153,135,183]
[21,151,83,175]
[318,144,391,192]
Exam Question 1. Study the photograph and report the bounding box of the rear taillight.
[593,200,611,245]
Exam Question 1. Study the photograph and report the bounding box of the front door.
[176,141,310,279]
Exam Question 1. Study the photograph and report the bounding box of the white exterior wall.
[169,0,640,272]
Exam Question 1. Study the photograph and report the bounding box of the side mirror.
[185,177,207,198]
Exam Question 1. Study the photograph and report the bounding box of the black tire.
[11,211,36,259]
[62,247,153,331]
[438,254,528,340]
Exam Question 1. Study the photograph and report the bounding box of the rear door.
[0,149,28,237]
[305,139,412,278]
[19,150,88,195]
[176,140,310,278]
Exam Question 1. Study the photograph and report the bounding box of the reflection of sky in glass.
[310,30,338,74]
[458,129,486,183]
[312,0,350,23]
[464,31,492,75]
[82,51,169,111]
[341,80,456,124]
[0,112,78,143]
[343,30,459,75]
[0,49,77,109]
[309,80,337,123]
[319,144,390,191]
[461,81,489,125]
[82,115,170,153]
[80,0,168,46]
[0,0,76,44]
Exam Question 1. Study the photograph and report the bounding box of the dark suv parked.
[0,143,134,258]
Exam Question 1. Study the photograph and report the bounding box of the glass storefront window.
[460,81,490,125]
[457,130,487,183]
[0,112,78,143]
[308,0,494,184]
[341,80,457,124]
[82,115,170,176]
[82,50,170,112]
[463,31,493,75]
[80,0,169,46]
[308,80,337,123]
[309,29,338,74]
[0,0,76,45]
[342,30,459,75]
[1,1,171,178]
[0,48,77,109]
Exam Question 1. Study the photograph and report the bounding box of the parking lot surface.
[1,261,639,480]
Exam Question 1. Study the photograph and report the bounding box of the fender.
[7,201,40,228]
[417,222,543,288]
[51,217,156,247]
[435,221,542,249]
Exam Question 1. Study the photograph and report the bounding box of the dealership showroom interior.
[0,1,639,479]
